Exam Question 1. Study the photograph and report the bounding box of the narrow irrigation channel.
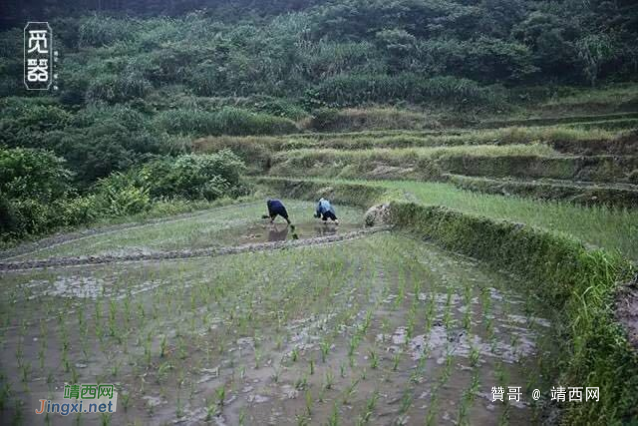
[0,229,556,425]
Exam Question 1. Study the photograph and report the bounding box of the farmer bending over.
[266,199,291,225]
[315,197,339,225]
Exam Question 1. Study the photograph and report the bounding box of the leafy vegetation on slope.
[0,147,247,245]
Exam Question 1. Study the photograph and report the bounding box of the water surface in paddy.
[0,234,555,425]
[235,221,362,243]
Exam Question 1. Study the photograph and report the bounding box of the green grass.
[264,177,638,259]
[377,180,638,259]
[301,107,442,132]
[195,126,619,156]
[540,84,638,111]
[379,180,637,257]
[0,196,261,254]
[268,144,561,181]
[275,144,560,159]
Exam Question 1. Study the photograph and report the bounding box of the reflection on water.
[237,222,361,243]
[268,225,289,241]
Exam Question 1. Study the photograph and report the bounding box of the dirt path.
[0,227,390,271]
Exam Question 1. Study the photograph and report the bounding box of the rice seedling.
[216,386,226,407]
[457,371,480,425]
[160,335,168,358]
[0,382,11,411]
[399,389,413,415]
[495,361,508,386]
[121,392,131,412]
[70,365,80,384]
[342,378,360,405]
[328,403,340,426]
[12,399,24,424]
[176,394,184,418]
[305,389,313,416]
[469,345,480,367]
[347,336,359,357]
[422,397,439,426]
[498,404,511,426]
[324,370,335,390]
[368,350,379,369]
[254,347,262,369]
[361,311,373,334]
[295,374,309,391]
[356,390,379,425]
[205,398,217,420]
[392,353,401,371]
[320,339,331,363]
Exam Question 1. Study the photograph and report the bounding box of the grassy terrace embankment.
[195,126,631,155]
[195,121,638,209]
[258,177,638,259]
[256,176,638,424]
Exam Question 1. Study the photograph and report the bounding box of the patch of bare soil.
[616,273,638,349]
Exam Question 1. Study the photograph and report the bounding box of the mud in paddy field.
[234,222,361,244]
[0,230,557,425]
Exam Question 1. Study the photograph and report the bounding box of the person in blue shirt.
[314,197,339,225]
[266,199,291,225]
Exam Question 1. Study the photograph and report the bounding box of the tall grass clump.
[305,108,441,132]
[153,107,298,136]
[306,73,505,110]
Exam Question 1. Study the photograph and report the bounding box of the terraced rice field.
[196,114,638,212]
[0,204,556,425]
[4,201,363,261]
[1,110,636,425]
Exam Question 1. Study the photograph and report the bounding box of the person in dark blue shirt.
[314,198,339,225]
[266,199,291,225]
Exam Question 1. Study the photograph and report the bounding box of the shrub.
[45,105,171,184]
[307,108,340,131]
[86,73,152,104]
[306,107,440,132]
[78,16,135,48]
[139,150,247,200]
[413,37,538,83]
[153,107,298,136]
[0,104,72,147]
[0,148,72,201]
[247,96,310,120]
[93,172,152,216]
[305,73,505,109]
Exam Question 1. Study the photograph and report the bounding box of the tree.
[577,33,616,87]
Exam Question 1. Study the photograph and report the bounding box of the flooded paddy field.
[0,231,556,425]
[8,201,362,261]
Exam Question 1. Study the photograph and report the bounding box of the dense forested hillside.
[1,0,637,243]
[2,0,638,94]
